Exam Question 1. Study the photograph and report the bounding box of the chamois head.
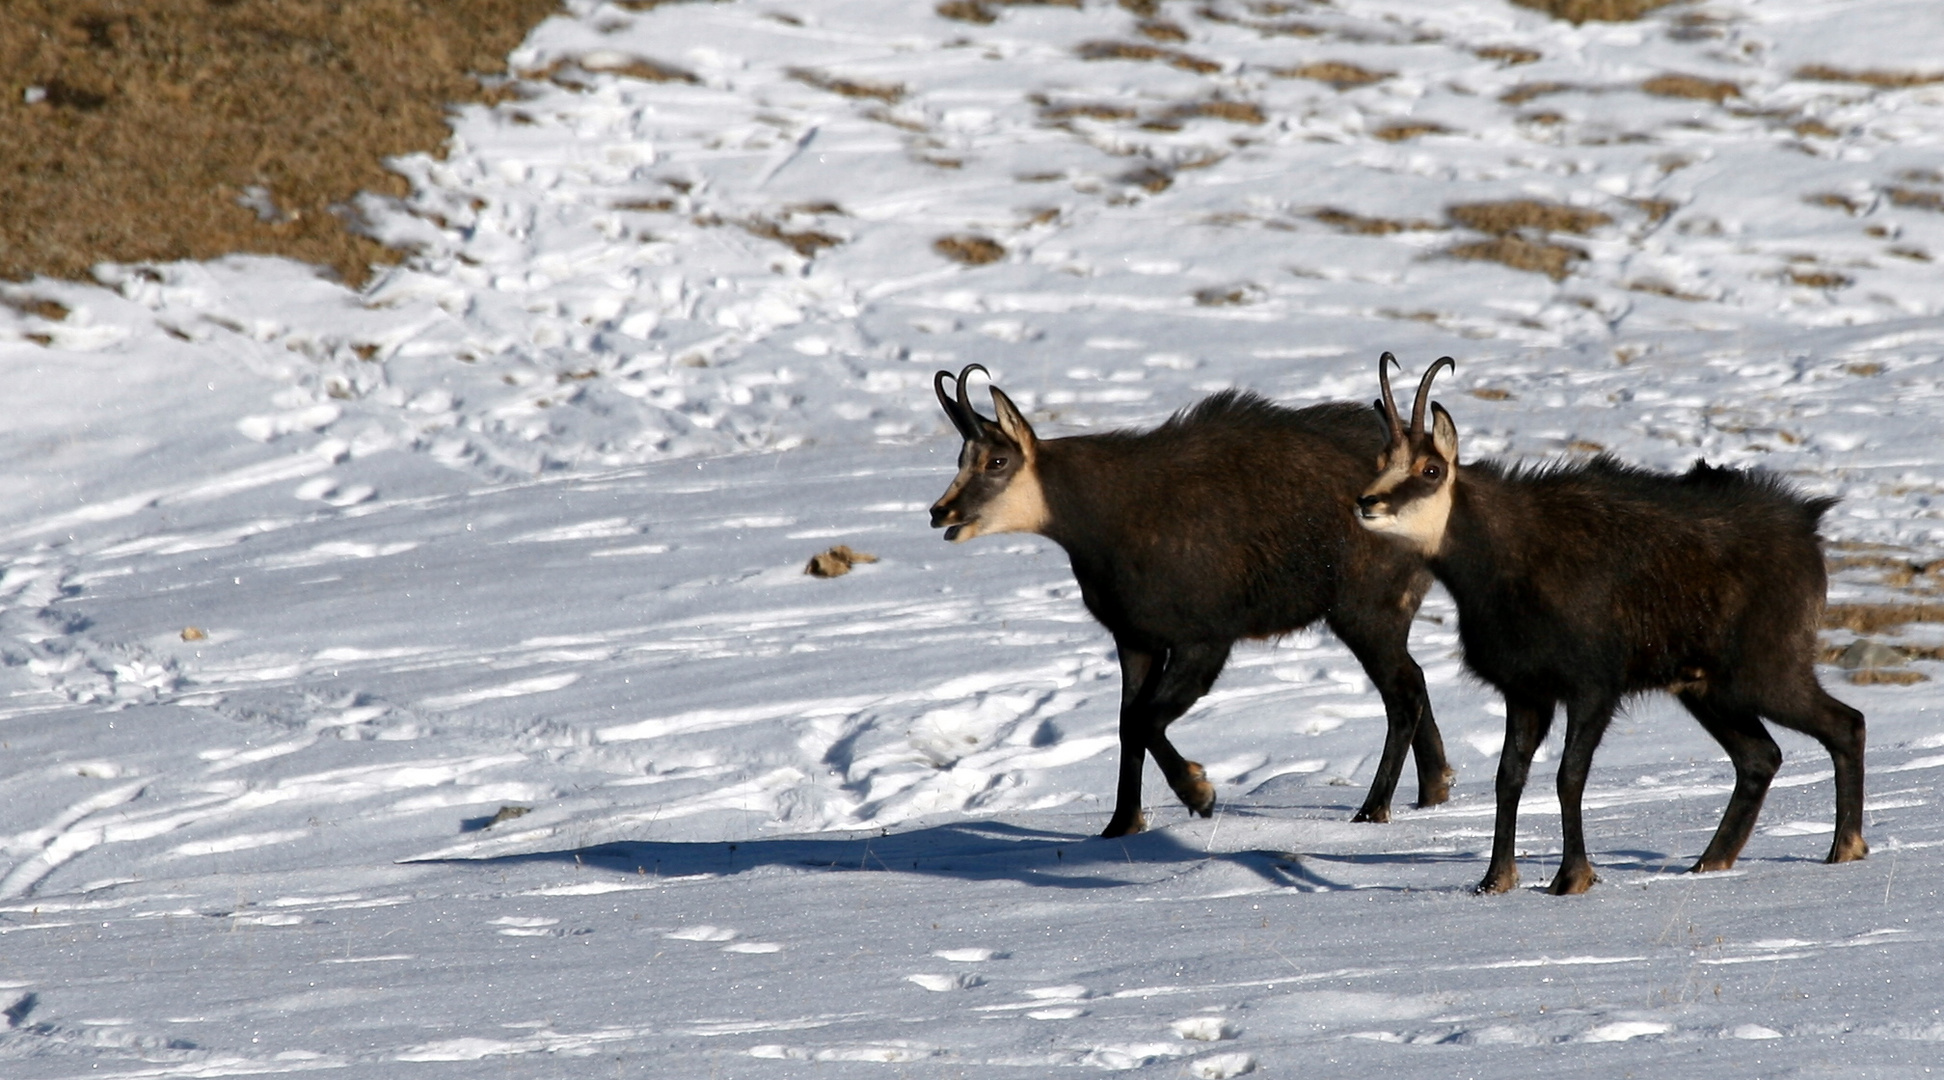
[1355,353,1459,556]
[929,365,1049,542]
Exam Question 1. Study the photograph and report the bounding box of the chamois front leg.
[1479,695,1554,895]
[1105,641,1233,835]
[1103,642,1163,838]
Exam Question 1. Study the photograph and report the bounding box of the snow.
[4,0,1944,1074]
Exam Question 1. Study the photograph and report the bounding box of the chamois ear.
[1429,401,1459,462]
[988,385,1038,458]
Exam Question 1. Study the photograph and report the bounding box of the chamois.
[929,364,1453,837]
[1355,355,1867,894]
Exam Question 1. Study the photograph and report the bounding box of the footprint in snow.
[1187,1051,1257,1078]
[931,947,1006,962]
[905,973,984,992]
[664,924,737,942]
[491,916,559,937]
[1171,1016,1237,1042]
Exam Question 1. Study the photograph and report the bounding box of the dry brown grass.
[1468,387,1515,401]
[1372,121,1451,142]
[1510,0,1683,23]
[1806,192,1870,215]
[936,0,998,22]
[937,0,1081,23]
[1641,74,1742,104]
[1475,45,1542,66]
[1448,236,1588,280]
[742,220,844,259]
[1448,200,1614,236]
[1075,40,1221,74]
[1137,20,1190,42]
[1795,64,1944,90]
[934,234,1007,265]
[1310,209,1444,235]
[1273,61,1390,90]
[1500,81,1580,105]
[1193,283,1263,307]
[1786,268,1852,290]
[1163,100,1266,125]
[1888,187,1944,213]
[1,0,563,286]
[1040,102,1141,123]
[1823,602,1944,635]
[788,68,906,104]
[1120,164,1175,193]
[1626,278,1708,301]
[1848,667,1930,686]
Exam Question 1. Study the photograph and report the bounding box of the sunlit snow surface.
[4,0,1944,1075]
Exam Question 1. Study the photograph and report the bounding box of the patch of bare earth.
[1271,61,1390,90]
[934,235,1007,265]
[1444,199,1612,281]
[1641,73,1741,104]
[1,0,564,286]
[1075,40,1221,75]
[1309,209,1444,236]
[1796,64,1944,90]
[1509,0,1683,23]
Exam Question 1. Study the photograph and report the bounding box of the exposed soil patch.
[1372,121,1451,142]
[1448,200,1613,236]
[1,0,564,286]
[1310,209,1445,236]
[1075,40,1221,75]
[1273,61,1390,90]
[934,235,1007,265]
[1510,0,1683,23]
[789,68,907,104]
[1824,603,1944,635]
[1448,236,1587,280]
[1641,73,1741,104]
[1795,65,1944,90]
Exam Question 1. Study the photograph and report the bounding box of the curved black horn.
[956,363,991,427]
[935,369,976,439]
[1410,356,1456,436]
[1377,352,1405,440]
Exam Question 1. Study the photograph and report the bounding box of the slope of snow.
[4,0,1944,1075]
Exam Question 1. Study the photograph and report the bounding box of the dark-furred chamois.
[1355,354,1866,894]
[929,364,1452,837]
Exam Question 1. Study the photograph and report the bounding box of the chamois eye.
[1422,462,1443,481]
[987,456,1009,471]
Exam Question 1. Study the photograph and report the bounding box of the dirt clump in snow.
[1510,0,1683,23]
[0,0,560,285]
[805,545,880,579]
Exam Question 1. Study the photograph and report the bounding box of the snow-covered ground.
[5,0,1944,1074]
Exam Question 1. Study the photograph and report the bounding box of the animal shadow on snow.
[454,816,1487,892]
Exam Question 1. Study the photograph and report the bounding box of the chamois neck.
[1427,466,1516,591]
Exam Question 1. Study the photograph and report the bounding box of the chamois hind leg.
[1103,640,1164,838]
[1757,679,1868,864]
[1134,641,1234,824]
[1550,693,1618,895]
[1329,601,1446,823]
[1479,695,1555,895]
[1677,691,1782,873]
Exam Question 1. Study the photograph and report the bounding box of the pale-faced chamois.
[928,364,1453,837]
[1355,354,1867,894]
